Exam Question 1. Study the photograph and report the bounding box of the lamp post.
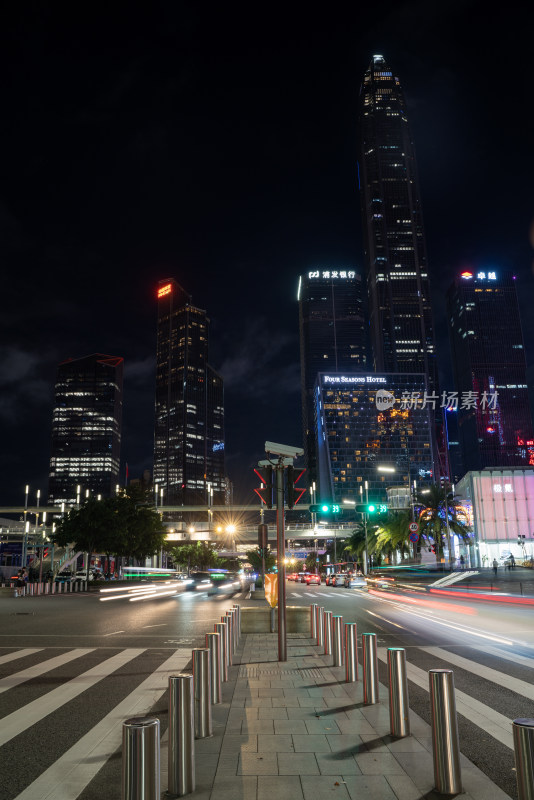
[22,484,29,567]
[39,511,46,583]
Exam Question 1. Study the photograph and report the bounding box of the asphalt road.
[1,579,533,798]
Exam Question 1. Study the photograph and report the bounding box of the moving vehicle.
[207,571,241,595]
[54,571,74,583]
[332,573,347,587]
[344,572,366,588]
[305,573,321,586]
[298,573,307,583]
[185,571,214,591]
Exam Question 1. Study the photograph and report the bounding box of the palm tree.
[416,484,471,566]
[374,511,412,565]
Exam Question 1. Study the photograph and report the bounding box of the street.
[0,580,533,798]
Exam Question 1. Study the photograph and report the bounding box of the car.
[208,571,242,595]
[332,573,347,587]
[287,573,298,582]
[344,573,366,588]
[298,572,307,583]
[185,571,215,591]
[325,573,335,586]
[305,573,321,585]
[54,571,74,583]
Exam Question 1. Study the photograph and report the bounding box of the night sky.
[2,3,534,505]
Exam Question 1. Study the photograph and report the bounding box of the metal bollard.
[51,582,56,594]
[513,718,534,800]
[224,612,234,655]
[315,606,324,648]
[121,716,160,800]
[429,669,462,794]
[362,633,379,704]
[387,648,410,737]
[214,622,228,681]
[332,616,344,667]
[324,611,333,655]
[228,609,238,652]
[345,623,358,682]
[206,632,222,704]
[310,604,318,639]
[192,648,212,738]
[168,674,195,797]
[222,614,233,663]
[232,604,241,639]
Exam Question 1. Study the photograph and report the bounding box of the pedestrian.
[510,554,515,569]
[492,558,498,576]
[459,555,465,570]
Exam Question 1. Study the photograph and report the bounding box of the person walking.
[459,555,465,570]
[492,558,498,577]
[510,554,516,569]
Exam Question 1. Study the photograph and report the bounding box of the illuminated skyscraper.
[154,278,225,506]
[298,268,367,484]
[48,354,123,504]
[358,55,438,389]
[447,270,534,471]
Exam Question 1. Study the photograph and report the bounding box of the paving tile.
[326,734,360,755]
[257,775,304,800]
[257,733,294,752]
[358,734,390,753]
[304,718,341,734]
[196,735,223,753]
[246,696,273,707]
[292,734,331,752]
[298,696,327,707]
[258,687,286,697]
[216,753,240,776]
[386,736,427,753]
[241,719,275,734]
[300,775,350,799]
[221,734,258,753]
[278,752,320,776]
[238,752,279,776]
[390,752,433,791]
[286,707,317,719]
[335,717,376,734]
[345,775,396,800]
[211,775,258,799]
[385,774,423,800]
[355,752,406,775]
[274,719,307,734]
[258,707,289,719]
[315,753,362,775]
[271,697,302,707]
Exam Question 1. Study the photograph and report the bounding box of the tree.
[373,511,411,565]
[167,542,223,573]
[245,546,276,574]
[415,484,471,564]
[54,497,123,577]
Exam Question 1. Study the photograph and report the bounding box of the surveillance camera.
[265,441,304,459]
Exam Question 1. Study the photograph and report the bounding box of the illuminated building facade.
[314,372,434,504]
[154,278,225,506]
[358,56,442,474]
[48,354,123,504]
[447,270,534,471]
[298,269,367,485]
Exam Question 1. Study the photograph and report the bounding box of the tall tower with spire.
[358,55,442,475]
[358,55,437,384]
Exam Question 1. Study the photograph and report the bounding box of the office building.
[314,371,434,504]
[298,268,367,485]
[447,269,534,471]
[48,354,123,504]
[153,278,225,506]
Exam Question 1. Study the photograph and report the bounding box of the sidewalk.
[161,632,511,800]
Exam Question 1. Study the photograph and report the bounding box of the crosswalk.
[290,590,355,598]
[0,645,190,800]
[1,633,532,799]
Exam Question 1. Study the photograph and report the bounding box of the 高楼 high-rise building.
[153,278,225,506]
[48,354,123,504]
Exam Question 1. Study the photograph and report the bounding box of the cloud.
[124,355,155,385]
[0,346,56,422]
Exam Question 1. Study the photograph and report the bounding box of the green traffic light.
[368,504,376,512]
[321,504,329,512]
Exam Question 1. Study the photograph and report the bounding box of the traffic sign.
[409,522,419,533]
[409,532,419,543]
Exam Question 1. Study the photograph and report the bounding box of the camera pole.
[275,459,287,662]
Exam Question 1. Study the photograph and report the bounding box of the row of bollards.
[122,602,241,798]
[309,606,534,798]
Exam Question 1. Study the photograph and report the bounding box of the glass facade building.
[48,353,123,504]
[315,372,434,504]
[298,269,367,485]
[447,270,534,471]
[154,278,225,506]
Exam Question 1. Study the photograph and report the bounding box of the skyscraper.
[447,269,534,471]
[358,54,441,473]
[298,268,367,484]
[48,354,123,504]
[154,278,225,506]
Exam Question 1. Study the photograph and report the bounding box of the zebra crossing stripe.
[291,592,302,597]
[421,646,534,702]
[0,648,95,695]
[376,647,514,750]
[0,648,43,666]
[0,648,145,748]
[472,644,534,671]
[13,648,190,800]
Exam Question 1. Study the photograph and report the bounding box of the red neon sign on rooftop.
[157,283,172,299]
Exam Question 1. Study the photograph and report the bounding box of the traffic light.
[254,466,273,508]
[258,523,268,554]
[286,466,306,509]
[354,502,388,515]
[309,503,341,514]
